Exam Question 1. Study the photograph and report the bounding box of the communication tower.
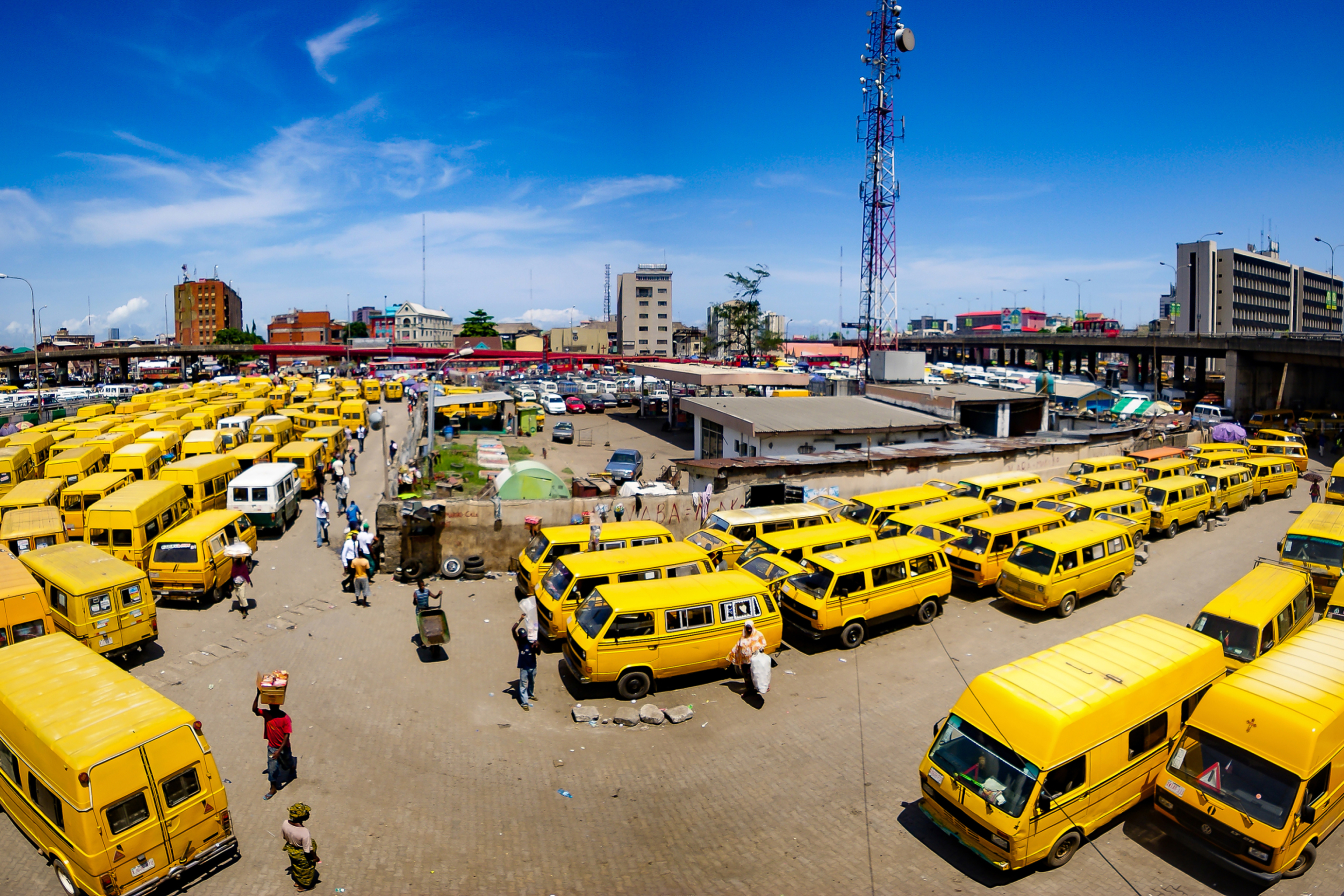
[604,264,611,320]
[857,1,914,361]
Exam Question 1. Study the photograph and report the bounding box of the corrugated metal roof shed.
[677,396,945,437]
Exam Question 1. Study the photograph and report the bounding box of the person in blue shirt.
[346,500,361,529]
[412,578,441,611]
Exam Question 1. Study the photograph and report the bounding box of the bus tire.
[916,598,939,625]
[1166,522,1179,539]
[1045,830,1082,869]
[1056,593,1078,618]
[1195,511,1206,528]
[616,669,651,701]
[1283,841,1315,879]
[1108,574,1125,596]
[840,621,866,648]
[1285,485,1293,500]
[1240,495,1251,511]
[1258,490,1268,504]
[442,557,463,579]
[52,858,81,896]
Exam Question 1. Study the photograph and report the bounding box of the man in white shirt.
[337,474,351,513]
[340,533,359,591]
[357,523,375,582]
[313,497,330,547]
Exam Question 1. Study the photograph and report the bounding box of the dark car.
[600,393,618,409]
[552,421,574,443]
[615,393,633,407]
[604,449,644,484]
[584,396,606,413]
[564,395,587,414]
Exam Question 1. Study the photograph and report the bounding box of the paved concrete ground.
[3,413,1342,895]
[519,406,694,486]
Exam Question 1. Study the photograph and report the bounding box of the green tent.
[492,461,569,500]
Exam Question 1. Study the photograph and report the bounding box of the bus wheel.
[1283,841,1316,879]
[1240,495,1251,511]
[1285,485,1293,500]
[1056,593,1078,618]
[1258,490,1268,504]
[840,621,866,649]
[1045,830,1082,869]
[616,669,651,701]
[1107,574,1125,596]
[916,598,939,625]
[52,859,79,896]
[1166,522,1179,540]
[1195,512,1206,528]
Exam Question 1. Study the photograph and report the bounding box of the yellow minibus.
[835,485,949,528]
[59,471,131,539]
[1139,455,1198,481]
[0,506,68,556]
[1046,491,1151,533]
[227,441,275,472]
[108,442,164,482]
[384,379,404,401]
[182,407,221,431]
[274,440,325,492]
[921,615,1225,871]
[8,431,54,478]
[944,509,1066,588]
[0,635,236,895]
[1247,406,1295,435]
[1259,428,1306,447]
[516,521,673,595]
[997,519,1135,617]
[110,420,152,440]
[987,480,1077,515]
[0,478,62,525]
[84,431,135,455]
[314,400,342,423]
[689,505,834,565]
[1195,446,1251,469]
[534,542,713,641]
[1154,617,1344,882]
[562,570,784,700]
[0,550,54,646]
[1065,454,1137,476]
[1144,475,1212,539]
[1329,457,1344,505]
[302,424,347,463]
[735,520,874,568]
[1244,456,1298,504]
[1194,463,1254,514]
[0,445,36,500]
[44,445,107,487]
[181,429,227,459]
[778,537,953,647]
[1074,468,1147,494]
[1278,503,1344,594]
[250,414,294,446]
[147,509,258,603]
[20,541,158,656]
[84,481,192,570]
[876,497,991,539]
[158,455,241,515]
[136,430,182,461]
[362,378,382,403]
[951,472,1043,502]
[1246,438,1308,474]
[339,398,369,430]
[1190,560,1315,672]
[70,419,115,438]
[75,401,114,418]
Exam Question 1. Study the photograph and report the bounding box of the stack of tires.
[441,555,485,580]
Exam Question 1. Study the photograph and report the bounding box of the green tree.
[459,309,498,337]
[710,265,782,363]
[344,321,369,341]
[829,331,843,341]
[213,327,256,345]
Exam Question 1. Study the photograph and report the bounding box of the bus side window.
[1305,765,1331,809]
[1294,588,1312,623]
[1042,754,1086,805]
[1127,712,1167,760]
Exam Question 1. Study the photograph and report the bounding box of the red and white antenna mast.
[858,1,914,369]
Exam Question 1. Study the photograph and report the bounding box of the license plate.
[130,609,142,618]
[131,857,155,877]
[928,766,944,785]
[1164,778,1186,798]
[99,635,113,648]
[149,571,160,579]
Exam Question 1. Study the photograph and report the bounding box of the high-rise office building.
[1174,239,1343,335]
[174,278,242,346]
[616,264,673,356]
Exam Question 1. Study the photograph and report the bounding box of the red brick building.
[268,311,336,366]
[174,278,243,345]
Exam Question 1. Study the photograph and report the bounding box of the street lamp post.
[1064,278,1090,321]
[1315,237,1340,339]
[0,275,40,419]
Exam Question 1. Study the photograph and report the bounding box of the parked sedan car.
[615,393,633,407]
[542,395,567,415]
[564,395,587,414]
[552,421,574,443]
[604,448,644,484]
[584,396,606,413]
[600,393,618,409]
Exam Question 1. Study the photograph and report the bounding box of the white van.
[226,462,301,533]
[219,414,252,436]
[515,387,537,402]
[1192,403,1232,426]
[581,382,599,395]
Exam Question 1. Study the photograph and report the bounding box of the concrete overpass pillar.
[1129,353,1139,387]
[5,365,18,386]
[58,359,70,386]
[1225,350,1244,420]
[1088,351,1098,379]
[1174,354,1186,392]
[996,401,1010,438]
[118,356,130,382]
[1195,355,1207,403]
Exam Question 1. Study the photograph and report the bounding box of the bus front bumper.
[1153,810,1280,884]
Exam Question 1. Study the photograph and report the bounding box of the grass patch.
[507,444,532,459]
[561,467,574,475]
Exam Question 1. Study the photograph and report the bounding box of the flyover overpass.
[901,331,1344,419]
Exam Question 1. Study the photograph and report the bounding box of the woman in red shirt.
[252,690,295,800]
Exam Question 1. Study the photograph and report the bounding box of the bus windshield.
[738,538,774,565]
[928,715,1039,818]
[1167,728,1299,829]
[837,501,876,526]
[1282,534,1344,569]
[541,561,574,602]
[1191,612,1258,662]
[1009,543,1056,576]
[524,535,549,563]
[787,567,834,600]
[575,594,613,639]
[957,528,991,555]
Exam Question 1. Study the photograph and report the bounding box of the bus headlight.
[1156,794,1173,810]
[991,833,1009,850]
[1247,846,1270,863]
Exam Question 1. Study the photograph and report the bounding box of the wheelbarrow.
[416,597,450,651]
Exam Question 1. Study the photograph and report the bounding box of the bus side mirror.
[1277,542,1283,552]
[932,715,947,737]
[1037,793,1052,813]
[1302,805,1317,824]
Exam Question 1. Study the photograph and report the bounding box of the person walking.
[727,620,768,695]
[357,523,374,582]
[412,578,441,610]
[340,533,359,592]
[356,424,367,453]
[331,456,344,483]
[1311,480,1322,503]
[512,616,538,711]
[334,476,348,514]
[388,440,398,466]
[351,552,371,606]
[369,532,385,576]
[251,691,295,800]
[281,803,321,891]
[347,445,358,476]
[346,499,361,530]
[313,496,330,547]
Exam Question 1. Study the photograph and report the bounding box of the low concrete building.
[1051,380,1117,412]
[867,382,1048,438]
[678,396,946,460]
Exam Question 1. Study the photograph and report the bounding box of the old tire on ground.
[916,598,939,625]
[1283,841,1316,879]
[1285,485,1293,500]
[616,669,651,701]
[442,557,464,579]
[463,569,485,581]
[1108,574,1125,597]
[840,621,866,649]
[1057,593,1078,618]
[401,559,423,579]
[464,555,484,569]
[1045,830,1082,869]
[1166,522,1179,539]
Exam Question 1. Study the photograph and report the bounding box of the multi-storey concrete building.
[174,278,242,346]
[393,302,454,346]
[1174,239,1342,335]
[268,311,335,366]
[616,264,673,356]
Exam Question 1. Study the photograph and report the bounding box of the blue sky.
[2,1,1342,342]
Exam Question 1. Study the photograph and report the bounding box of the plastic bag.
[518,596,539,641]
[750,652,772,695]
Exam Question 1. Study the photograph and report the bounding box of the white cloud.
[106,296,149,324]
[306,14,381,83]
[572,175,682,208]
[515,307,586,325]
[4,321,25,335]
[0,189,50,244]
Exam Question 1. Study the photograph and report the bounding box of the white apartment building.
[616,264,673,356]
[393,302,454,346]
[1174,239,1343,336]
